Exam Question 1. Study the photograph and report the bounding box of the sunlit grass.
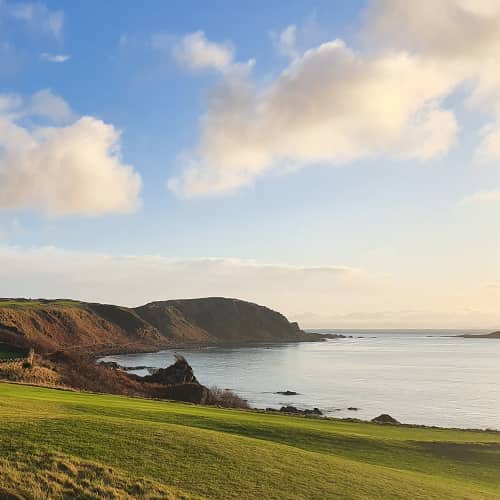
[0,299,82,309]
[1,382,499,499]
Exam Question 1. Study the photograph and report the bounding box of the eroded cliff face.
[139,297,307,344]
[0,297,313,355]
[0,301,164,354]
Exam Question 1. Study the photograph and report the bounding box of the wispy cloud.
[40,52,70,63]
[9,2,64,40]
[272,25,298,59]
[172,31,234,72]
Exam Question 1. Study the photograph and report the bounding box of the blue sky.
[1,0,500,328]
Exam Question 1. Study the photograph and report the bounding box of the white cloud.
[169,0,500,197]
[0,90,142,216]
[173,31,234,72]
[169,41,457,197]
[40,53,70,63]
[9,2,64,40]
[363,0,500,60]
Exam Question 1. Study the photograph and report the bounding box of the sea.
[100,330,500,430]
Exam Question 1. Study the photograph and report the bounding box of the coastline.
[102,333,500,431]
[90,335,327,358]
[2,378,498,434]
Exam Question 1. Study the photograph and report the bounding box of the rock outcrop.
[142,355,209,404]
[273,406,323,416]
[142,355,199,385]
[372,414,400,424]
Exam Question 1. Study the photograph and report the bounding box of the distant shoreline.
[458,331,500,339]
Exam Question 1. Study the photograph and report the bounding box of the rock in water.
[371,414,400,424]
[142,355,199,385]
[279,406,323,416]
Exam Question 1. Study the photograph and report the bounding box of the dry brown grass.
[0,451,190,499]
[206,386,250,409]
[0,360,61,386]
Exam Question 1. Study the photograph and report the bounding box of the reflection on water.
[101,330,500,429]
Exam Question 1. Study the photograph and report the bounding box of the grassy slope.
[0,299,82,308]
[1,382,499,499]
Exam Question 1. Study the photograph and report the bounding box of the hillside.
[0,297,316,355]
[136,297,309,344]
[1,382,499,499]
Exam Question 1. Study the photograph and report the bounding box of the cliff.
[0,297,316,354]
[136,297,311,344]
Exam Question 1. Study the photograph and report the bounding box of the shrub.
[0,360,60,386]
[206,386,250,409]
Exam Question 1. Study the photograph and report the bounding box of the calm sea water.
[101,330,500,430]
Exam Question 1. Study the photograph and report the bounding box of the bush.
[0,360,60,385]
[206,386,250,409]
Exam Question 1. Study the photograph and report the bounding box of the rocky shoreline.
[97,359,404,425]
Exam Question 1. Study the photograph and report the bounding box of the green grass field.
[0,350,22,360]
[0,344,28,360]
[0,299,82,309]
[1,382,499,499]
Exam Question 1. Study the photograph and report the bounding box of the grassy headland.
[1,382,499,499]
[0,297,322,357]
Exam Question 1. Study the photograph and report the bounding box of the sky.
[1,0,500,328]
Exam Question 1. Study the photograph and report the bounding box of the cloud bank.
[0,246,367,311]
[168,1,500,197]
[0,245,498,328]
[0,90,141,216]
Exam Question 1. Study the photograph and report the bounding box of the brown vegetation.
[206,386,250,409]
[0,297,317,358]
[0,351,248,409]
[0,359,61,386]
[0,297,301,409]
